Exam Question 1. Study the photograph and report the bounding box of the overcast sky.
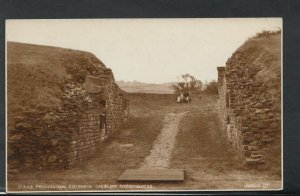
[6,18,282,83]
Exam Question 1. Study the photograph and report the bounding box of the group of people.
[176,92,191,103]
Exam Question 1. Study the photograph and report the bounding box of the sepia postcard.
[6,18,282,192]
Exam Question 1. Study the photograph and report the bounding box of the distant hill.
[116,81,174,94]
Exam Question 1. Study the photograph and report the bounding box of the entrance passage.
[117,169,184,182]
[118,111,188,182]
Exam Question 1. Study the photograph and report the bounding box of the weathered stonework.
[8,65,129,172]
[217,49,281,165]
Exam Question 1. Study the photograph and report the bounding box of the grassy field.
[8,93,281,192]
[117,81,174,94]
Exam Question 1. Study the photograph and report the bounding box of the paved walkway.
[140,111,189,169]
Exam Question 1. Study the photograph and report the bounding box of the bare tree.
[172,74,202,94]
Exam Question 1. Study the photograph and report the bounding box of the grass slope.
[7,42,106,130]
[238,33,281,110]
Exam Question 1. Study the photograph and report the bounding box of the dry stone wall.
[8,67,129,173]
[217,50,281,165]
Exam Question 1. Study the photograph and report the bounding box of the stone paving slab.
[118,169,184,181]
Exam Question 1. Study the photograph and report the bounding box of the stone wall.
[8,67,129,172]
[217,50,281,165]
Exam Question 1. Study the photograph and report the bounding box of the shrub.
[252,29,281,39]
[203,80,218,94]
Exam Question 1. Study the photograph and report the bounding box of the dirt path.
[141,111,189,169]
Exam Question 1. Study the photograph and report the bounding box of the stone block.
[248,145,259,151]
[16,122,32,130]
[51,139,59,146]
[245,157,261,164]
[9,133,24,141]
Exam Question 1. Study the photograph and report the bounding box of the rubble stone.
[217,40,281,166]
[8,62,129,171]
